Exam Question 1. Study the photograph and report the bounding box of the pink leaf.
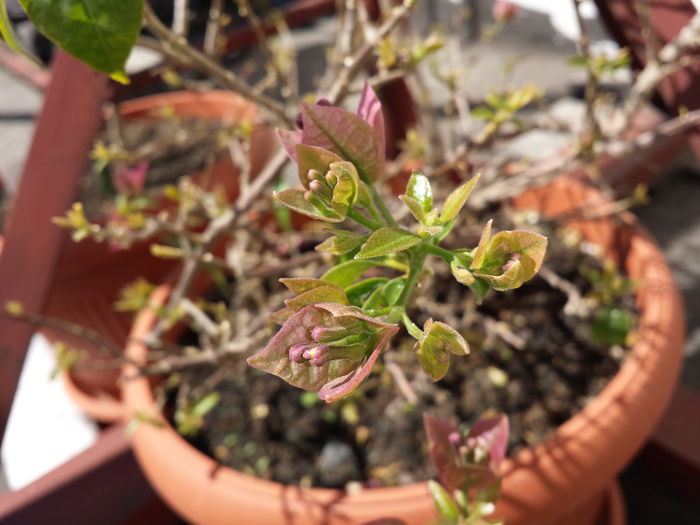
[113,161,148,194]
[247,303,398,401]
[276,128,303,162]
[467,414,509,474]
[300,102,383,183]
[357,82,386,158]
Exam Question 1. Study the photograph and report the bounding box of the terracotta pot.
[43,90,275,422]
[121,176,682,524]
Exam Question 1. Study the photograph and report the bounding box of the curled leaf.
[406,171,433,214]
[416,319,470,381]
[248,303,398,402]
[473,230,547,291]
[357,82,386,158]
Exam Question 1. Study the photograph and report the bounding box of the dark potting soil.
[167,221,635,490]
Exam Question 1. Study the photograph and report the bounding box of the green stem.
[397,247,427,307]
[401,310,423,339]
[425,244,454,262]
[370,184,397,227]
[347,208,382,230]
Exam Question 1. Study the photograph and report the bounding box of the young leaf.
[247,303,398,402]
[345,278,389,306]
[399,195,427,225]
[277,128,302,162]
[471,106,495,120]
[274,188,344,222]
[440,174,481,224]
[19,0,144,83]
[416,319,470,381]
[469,277,491,304]
[300,102,383,182]
[297,144,343,187]
[428,480,460,521]
[0,1,32,58]
[285,286,349,312]
[322,260,380,287]
[280,278,344,295]
[355,228,421,259]
[470,219,493,270]
[357,82,386,158]
[473,230,547,291]
[316,231,368,256]
[405,171,433,213]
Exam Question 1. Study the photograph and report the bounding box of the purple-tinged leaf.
[300,102,383,183]
[285,286,349,312]
[423,413,507,494]
[466,414,509,474]
[276,128,303,162]
[248,303,398,402]
[114,161,148,194]
[357,82,386,158]
[280,277,344,295]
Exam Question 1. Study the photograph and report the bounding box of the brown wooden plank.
[0,50,109,440]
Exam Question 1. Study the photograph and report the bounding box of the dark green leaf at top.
[19,0,144,83]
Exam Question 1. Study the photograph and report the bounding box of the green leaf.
[450,258,475,286]
[399,194,427,225]
[470,219,493,270]
[416,319,469,381]
[471,105,495,120]
[440,174,480,224]
[406,171,433,213]
[328,161,360,215]
[591,306,631,346]
[355,227,421,259]
[192,392,220,417]
[383,278,406,306]
[300,102,383,182]
[322,260,379,288]
[0,1,33,59]
[428,480,460,521]
[316,230,367,256]
[345,277,388,306]
[274,188,344,222]
[469,277,490,304]
[19,0,144,83]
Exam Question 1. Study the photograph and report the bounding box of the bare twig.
[326,0,418,104]
[172,0,190,37]
[204,0,225,58]
[143,4,292,126]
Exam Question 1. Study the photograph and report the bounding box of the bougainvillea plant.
[247,85,547,401]
[423,413,509,525]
